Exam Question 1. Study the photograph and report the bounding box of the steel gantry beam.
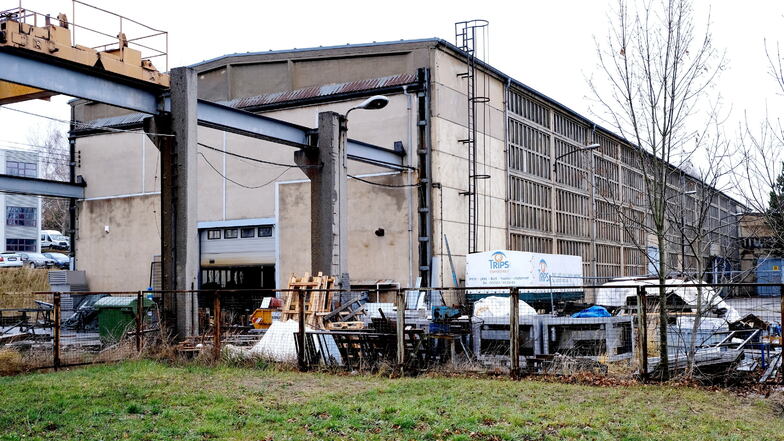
[173,98,408,169]
[0,174,85,198]
[0,50,162,114]
[0,49,406,171]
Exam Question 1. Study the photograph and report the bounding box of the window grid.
[6,207,36,227]
[557,239,591,275]
[510,233,552,253]
[508,119,550,179]
[509,176,552,232]
[553,112,586,144]
[507,90,550,128]
[6,161,37,178]
[555,189,590,238]
[6,238,36,252]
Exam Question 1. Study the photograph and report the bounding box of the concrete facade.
[71,38,743,292]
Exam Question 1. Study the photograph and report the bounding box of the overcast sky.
[1,0,783,157]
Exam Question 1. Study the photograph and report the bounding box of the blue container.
[756,258,783,296]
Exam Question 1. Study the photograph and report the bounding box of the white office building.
[0,149,41,252]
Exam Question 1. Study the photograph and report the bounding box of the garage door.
[200,223,274,267]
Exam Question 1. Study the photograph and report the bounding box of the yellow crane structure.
[0,4,168,105]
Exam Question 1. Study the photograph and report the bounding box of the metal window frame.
[6,238,36,251]
[6,206,37,227]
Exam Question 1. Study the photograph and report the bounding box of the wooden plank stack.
[280,273,336,329]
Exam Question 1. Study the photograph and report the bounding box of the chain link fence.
[1,283,781,384]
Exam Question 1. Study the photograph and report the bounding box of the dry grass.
[0,348,23,375]
[0,267,51,308]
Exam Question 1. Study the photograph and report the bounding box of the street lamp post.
[337,95,389,290]
[552,142,599,281]
[552,143,600,173]
[295,95,389,292]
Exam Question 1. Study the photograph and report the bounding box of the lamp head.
[355,95,389,111]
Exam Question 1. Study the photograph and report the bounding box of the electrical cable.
[198,151,291,189]
[0,106,174,137]
[348,174,420,188]
[197,142,317,169]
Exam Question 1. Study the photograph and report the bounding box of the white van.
[40,230,70,251]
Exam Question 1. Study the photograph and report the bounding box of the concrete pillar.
[169,67,199,337]
[294,111,349,288]
[144,67,199,337]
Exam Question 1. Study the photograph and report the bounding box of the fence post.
[136,291,143,354]
[213,290,221,361]
[780,284,784,353]
[297,288,306,371]
[509,287,520,379]
[53,292,61,371]
[636,285,648,381]
[396,288,406,373]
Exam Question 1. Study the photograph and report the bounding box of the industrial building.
[0,149,41,252]
[69,35,743,293]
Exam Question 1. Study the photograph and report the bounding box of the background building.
[0,149,41,252]
[70,38,743,292]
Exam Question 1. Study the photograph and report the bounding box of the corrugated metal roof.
[82,113,146,129]
[77,73,417,132]
[227,73,418,109]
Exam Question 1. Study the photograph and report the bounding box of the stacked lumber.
[280,273,336,329]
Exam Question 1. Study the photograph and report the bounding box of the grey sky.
[1,0,782,161]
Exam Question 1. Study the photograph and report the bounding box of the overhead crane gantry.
[0,5,408,336]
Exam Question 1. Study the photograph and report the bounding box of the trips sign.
[466,250,583,288]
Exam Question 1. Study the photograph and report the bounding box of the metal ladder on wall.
[455,20,489,254]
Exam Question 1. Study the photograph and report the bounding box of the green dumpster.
[93,296,154,342]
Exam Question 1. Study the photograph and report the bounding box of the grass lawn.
[0,361,782,440]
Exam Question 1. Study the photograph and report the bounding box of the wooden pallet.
[280,273,336,329]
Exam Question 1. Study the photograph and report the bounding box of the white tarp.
[473,296,537,318]
[595,279,741,322]
[466,250,583,288]
[248,320,342,364]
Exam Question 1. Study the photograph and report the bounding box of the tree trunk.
[657,234,669,380]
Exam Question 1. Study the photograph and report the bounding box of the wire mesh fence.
[0,282,781,384]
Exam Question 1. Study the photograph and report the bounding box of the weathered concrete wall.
[277,176,412,286]
[76,194,160,291]
[429,49,508,286]
[75,92,416,290]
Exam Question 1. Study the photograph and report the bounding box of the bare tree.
[590,0,722,379]
[666,116,739,376]
[27,124,70,233]
[737,41,784,252]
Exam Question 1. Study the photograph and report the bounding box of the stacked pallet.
[280,273,336,329]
